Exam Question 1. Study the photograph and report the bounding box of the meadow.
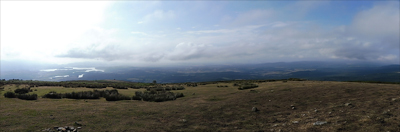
[1,80,400,131]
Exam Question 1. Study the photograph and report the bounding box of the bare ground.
[1,81,400,132]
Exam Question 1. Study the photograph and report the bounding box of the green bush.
[175,92,184,98]
[4,91,16,98]
[238,83,258,90]
[17,94,37,100]
[64,91,100,99]
[134,91,184,102]
[14,88,30,94]
[132,95,142,100]
[42,91,62,99]
[105,94,131,101]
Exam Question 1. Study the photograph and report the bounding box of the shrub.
[14,88,30,94]
[132,95,142,100]
[42,91,62,99]
[105,94,131,101]
[95,89,118,98]
[175,92,184,98]
[64,91,100,99]
[17,94,37,100]
[238,83,259,90]
[134,91,184,102]
[4,91,16,98]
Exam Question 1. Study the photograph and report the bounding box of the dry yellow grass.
[1,81,400,131]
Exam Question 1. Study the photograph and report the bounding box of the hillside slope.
[1,81,399,131]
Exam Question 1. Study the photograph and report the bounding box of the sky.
[1,1,399,67]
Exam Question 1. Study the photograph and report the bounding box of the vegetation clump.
[41,89,131,101]
[14,88,30,94]
[147,85,185,91]
[4,91,16,98]
[105,94,131,101]
[42,91,63,99]
[64,91,101,99]
[134,90,184,102]
[238,83,259,90]
[16,93,37,100]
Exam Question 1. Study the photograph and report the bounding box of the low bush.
[95,89,118,98]
[132,95,142,100]
[175,92,184,98]
[134,91,184,102]
[42,91,62,99]
[105,94,131,101]
[17,93,37,100]
[238,83,259,90]
[4,91,16,98]
[14,88,30,94]
[64,91,100,99]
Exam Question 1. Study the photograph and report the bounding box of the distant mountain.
[1,61,399,83]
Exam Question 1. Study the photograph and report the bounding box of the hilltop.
[0,80,400,131]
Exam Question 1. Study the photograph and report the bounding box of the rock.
[70,127,74,130]
[77,127,81,129]
[74,122,82,126]
[180,119,187,123]
[313,121,327,126]
[252,107,259,112]
[57,127,64,131]
[344,103,352,106]
[272,124,279,127]
[292,121,299,124]
[291,105,296,110]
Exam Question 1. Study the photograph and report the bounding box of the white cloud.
[1,1,112,64]
[3,1,398,66]
[140,10,176,24]
[350,2,399,48]
[228,9,274,26]
[286,1,329,18]
[131,31,148,35]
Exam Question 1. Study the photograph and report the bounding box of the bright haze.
[1,1,399,68]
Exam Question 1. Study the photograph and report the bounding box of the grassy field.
[1,81,400,131]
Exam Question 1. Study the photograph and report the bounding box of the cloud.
[350,1,399,48]
[50,1,399,65]
[131,31,147,35]
[166,42,211,61]
[56,44,128,61]
[140,10,176,24]
[1,1,113,64]
[226,9,274,26]
[286,1,329,18]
